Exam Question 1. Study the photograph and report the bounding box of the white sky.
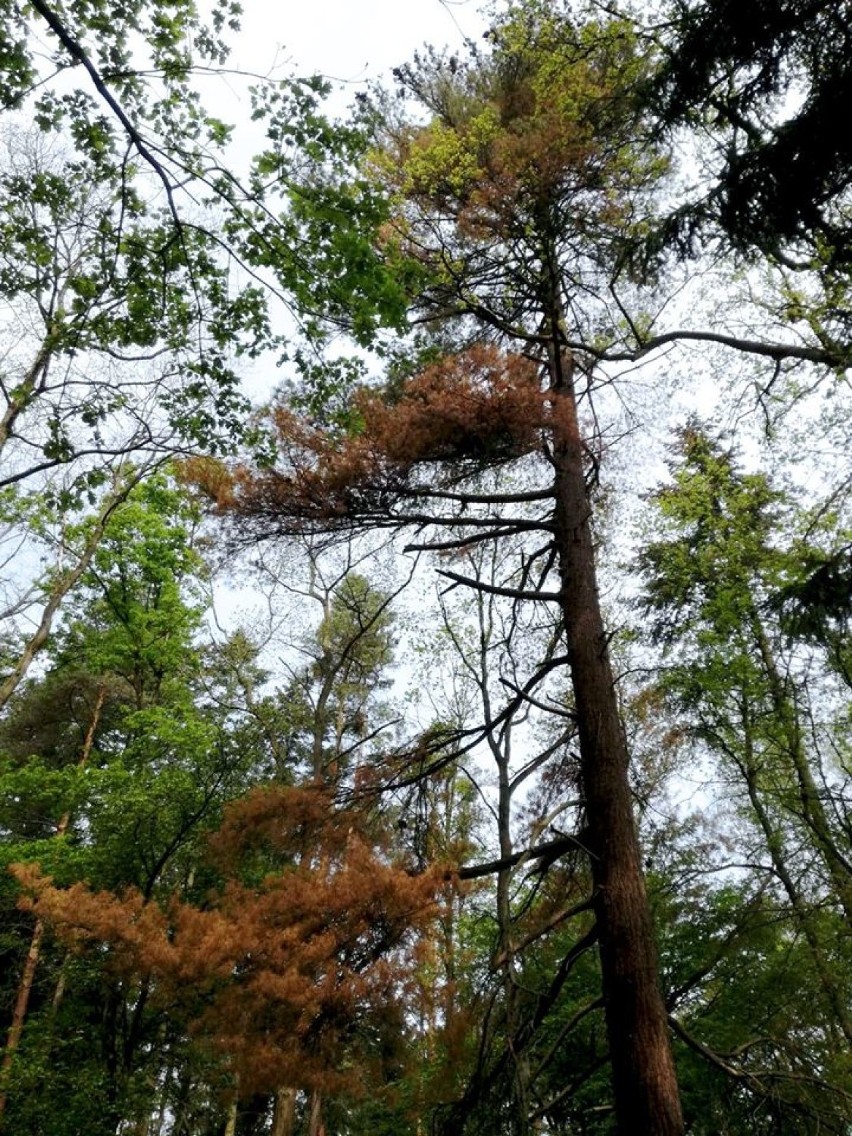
[202,1,490,641]
[233,0,486,89]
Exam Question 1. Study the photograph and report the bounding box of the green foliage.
[641,426,787,641]
[0,0,236,145]
[0,132,259,478]
[0,475,247,1130]
[369,0,668,339]
[637,424,852,1129]
[271,572,397,786]
[58,473,205,703]
[285,351,370,433]
[224,76,412,349]
[641,423,852,682]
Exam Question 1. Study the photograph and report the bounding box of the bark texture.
[550,349,683,1136]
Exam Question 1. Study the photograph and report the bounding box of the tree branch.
[454,834,590,881]
[595,328,848,368]
[28,0,182,226]
[436,568,561,602]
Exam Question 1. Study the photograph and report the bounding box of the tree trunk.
[270,1089,296,1136]
[549,348,683,1136]
[750,615,852,919]
[737,707,852,1045]
[0,488,124,710]
[223,1096,238,1136]
[0,919,45,1124]
[0,683,107,1126]
[493,715,532,1135]
[307,1089,325,1136]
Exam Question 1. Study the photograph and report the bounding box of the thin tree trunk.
[0,481,128,710]
[170,1064,195,1136]
[0,334,55,457]
[750,615,852,919]
[494,728,532,1135]
[49,955,68,1018]
[736,709,852,1045]
[549,346,683,1136]
[0,919,45,1117]
[0,683,107,1126]
[150,1050,175,1136]
[307,1089,325,1136]
[223,1096,238,1136]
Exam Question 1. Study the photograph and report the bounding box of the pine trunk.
[549,349,683,1136]
[270,1089,296,1136]
[307,1089,325,1136]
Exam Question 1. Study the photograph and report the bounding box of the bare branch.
[454,834,590,881]
[436,568,561,602]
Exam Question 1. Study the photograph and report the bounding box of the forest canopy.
[0,2,851,1136]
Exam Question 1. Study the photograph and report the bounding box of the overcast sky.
[233,0,486,90]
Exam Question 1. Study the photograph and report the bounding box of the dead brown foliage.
[11,787,448,1097]
[187,345,547,532]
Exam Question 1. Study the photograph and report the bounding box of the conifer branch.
[454,834,589,881]
[436,568,561,602]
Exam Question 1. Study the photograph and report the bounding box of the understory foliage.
[2,1,852,1135]
[15,785,446,1100]
[0,477,450,1134]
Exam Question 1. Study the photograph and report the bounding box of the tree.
[652,0,852,270]
[641,427,852,915]
[637,425,852,1128]
[0,0,403,706]
[402,539,601,1136]
[0,487,440,1135]
[224,563,402,1136]
[0,474,246,1134]
[14,780,448,1136]
[207,6,686,1132]
[0,120,261,708]
[278,567,398,789]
